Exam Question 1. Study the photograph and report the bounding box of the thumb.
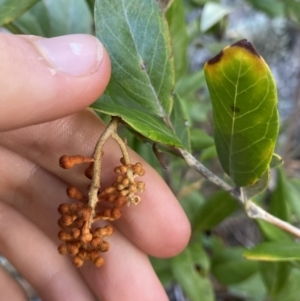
[0,33,111,131]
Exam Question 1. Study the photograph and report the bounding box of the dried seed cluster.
[98,159,146,208]
[58,155,145,267]
[58,202,113,267]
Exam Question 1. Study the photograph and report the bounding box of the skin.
[0,33,191,301]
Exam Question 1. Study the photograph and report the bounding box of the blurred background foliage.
[1,0,300,300]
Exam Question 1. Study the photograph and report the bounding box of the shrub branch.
[178,148,300,239]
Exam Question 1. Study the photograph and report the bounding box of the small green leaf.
[204,39,279,187]
[150,257,173,286]
[171,93,191,151]
[229,273,267,301]
[92,101,182,147]
[260,261,291,297]
[12,0,92,36]
[190,128,214,150]
[175,69,206,98]
[12,8,46,35]
[269,169,290,222]
[171,246,214,301]
[0,0,39,26]
[166,0,188,80]
[270,153,283,169]
[95,0,174,119]
[43,0,92,36]
[285,0,300,24]
[193,190,238,232]
[272,268,300,301]
[212,247,259,285]
[188,241,211,276]
[257,219,293,242]
[180,191,205,223]
[287,179,300,222]
[199,145,217,161]
[244,241,300,261]
[246,0,284,17]
[200,2,232,32]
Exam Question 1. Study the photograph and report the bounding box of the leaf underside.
[204,39,279,187]
[94,0,174,119]
[93,0,185,147]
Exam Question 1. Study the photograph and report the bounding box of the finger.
[0,110,191,257]
[0,151,169,301]
[0,33,111,131]
[0,265,27,301]
[81,230,170,301]
[0,202,96,301]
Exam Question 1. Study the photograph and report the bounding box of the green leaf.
[229,272,267,301]
[92,101,182,147]
[200,2,232,32]
[269,169,290,222]
[188,241,211,276]
[42,0,92,36]
[273,268,300,301]
[11,8,46,36]
[190,128,215,150]
[12,0,93,36]
[171,246,214,301]
[243,241,300,261]
[150,257,173,286]
[175,69,206,98]
[199,145,217,161]
[0,0,39,26]
[204,39,279,187]
[166,0,188,80]
[193,190,238,232]
[260,261,291,297]
[270,153,283,169]
[171,93,191,151]
[212,247,259,285]
[287,179,300,222]
[257,219,293,242]
[180,190,205,222]
[284,0,300,24]
[245,0,284,17]
[94,0,174,119]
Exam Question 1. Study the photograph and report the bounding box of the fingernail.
[34,34,104,76]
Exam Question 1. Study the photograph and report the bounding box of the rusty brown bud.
[67,186,84,201]
[73,256,84,267]
[58,203,70,215]
[58,244,68,255]
[94,256,105,267]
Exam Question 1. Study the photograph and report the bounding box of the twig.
[178,149,234,193]
[88,117,129,221]
[111,132,130,165]
[178,148,300,239]
[246,201,300,237]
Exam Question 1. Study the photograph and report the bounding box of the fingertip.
[0,33,111,131]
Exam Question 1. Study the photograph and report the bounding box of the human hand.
[0,33,190,301]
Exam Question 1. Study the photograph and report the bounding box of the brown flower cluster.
[57,155,145,267]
